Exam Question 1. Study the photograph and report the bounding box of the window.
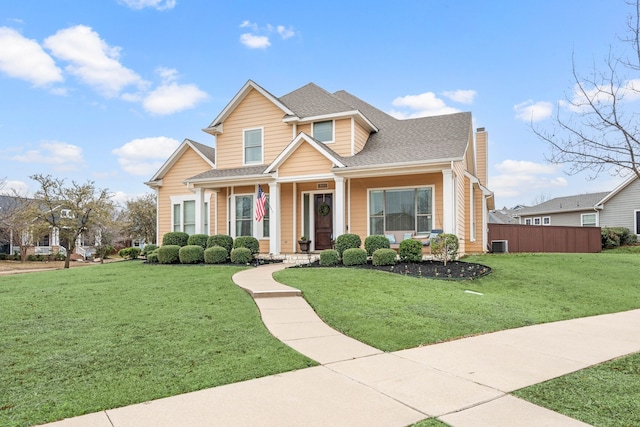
[581,213,597,227]
[524,218,532,225]
[60,209,72,218]
[369,187,433,235]
[235,195,253,236]
[244,128,263,164]
[543,216,551,225]
[533,217,541,225]
[262,195,270,238]
[313,120,334,143]
[172,198,208,234]
[635,210,640,234]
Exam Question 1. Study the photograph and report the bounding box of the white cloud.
[491,160,568,201]
[514,100,553,122]
[11,141,85,172]
[442,89,477,104]
[143,82,208,115]
[118,0,176,10]
[44,25,147,98]
[240,33,271,49]
[389,91,460,118]
[0,27,63,86]
[239,21,296,48]
[112,136,180,176]
[277,25,295,39]
[0,180,30,196]
[559,79,640,113]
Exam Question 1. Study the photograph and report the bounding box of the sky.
[0,0,637,209]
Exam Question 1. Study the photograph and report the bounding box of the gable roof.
[516,192,610,216]
[596,175,639,205]
[145,138,215,186]
[265,132,345,173]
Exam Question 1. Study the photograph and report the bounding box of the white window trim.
[524,218,532,225]
[170,194,211,234]
[581,212,598,227]
[366,184,436,237]
[542,216,551,225]
[243,127,264,165]
[230,192,270,239]
[312,120,335,144]
[533,217,541,225]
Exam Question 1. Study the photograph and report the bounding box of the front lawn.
[0,262,315,427]
[274,252,640,351]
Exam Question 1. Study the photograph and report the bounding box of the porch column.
[334,176,345,237]
[442,169,454,233]
[268,182,279,255]
[194,187,204,234]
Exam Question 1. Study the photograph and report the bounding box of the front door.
[314,194,333,250]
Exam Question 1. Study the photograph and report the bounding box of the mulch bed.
[292,259,492,280]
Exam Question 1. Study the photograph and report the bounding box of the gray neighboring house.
[515,176,640,235]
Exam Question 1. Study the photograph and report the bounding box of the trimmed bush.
[157,245,180,264]
[319,249,340,266]
[364,234,391,256]
[430,233,459,265]
[118,247,141,260]
[342,247,367,266]
[162,232,189,247]
[373,248,397,266]
[179,245,204,264]
[207,234,233,254]
[187,234,209,249]
[141,244,158,257]
[146,250,159,263]
[233,236,260,255]
[204,246,228,264]
[399,239,423,263]
[335,233,361,258]
[230,247,253,264]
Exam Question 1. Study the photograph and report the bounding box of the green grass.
[0,261,315,427]
[514,352,640,426]
[274,252,640,351]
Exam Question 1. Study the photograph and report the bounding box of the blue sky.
[0,0,635,208]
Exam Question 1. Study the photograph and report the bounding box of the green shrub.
[430,233,459,265]
[118,247,141,259]
[207,234,233,255]
[204,246,228,264]
[146,250,159,263]
[141,244,158,256]
[230,247,253,264]
[0,253,6,260]
[179,245,204,264]
[157,245,180,264]
[602,227,637,248]
[372,248,397,266]
[162,232,189,247]
[319,249,340,266]
[335,233,361,258]
[187,234,209,249]
[233,236,260,255]
[342,247,367,266]
[399,239,423,263]
[364,234,391,256]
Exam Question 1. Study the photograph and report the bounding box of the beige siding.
[353,121,369,155]
[278,143,334,177]
[157,148,213,242]
[279,183,294,252]
[453,161,467,254]
[330,119,352,157]
[215,89,293,169]
[476,129,488,187]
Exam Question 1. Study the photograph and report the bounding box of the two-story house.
[145,80,494,255]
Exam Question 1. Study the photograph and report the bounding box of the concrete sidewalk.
[40,263,640,427]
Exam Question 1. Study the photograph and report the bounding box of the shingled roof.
[517,192,610,215]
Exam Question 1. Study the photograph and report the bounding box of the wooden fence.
[487,224,602,253]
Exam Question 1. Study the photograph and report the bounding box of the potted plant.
[298,236,311,254]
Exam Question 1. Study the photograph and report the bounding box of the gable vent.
[317,182,329,189]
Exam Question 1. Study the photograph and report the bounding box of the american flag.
[255,185,267,222]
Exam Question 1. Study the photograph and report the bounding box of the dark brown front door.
[314,194,333,250]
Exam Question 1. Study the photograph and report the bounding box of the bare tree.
[30,174,114,268]
[534,0,640,181]
[0,192,46,261]
[120,193,157,245]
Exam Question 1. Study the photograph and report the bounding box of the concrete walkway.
[40,263,640,427]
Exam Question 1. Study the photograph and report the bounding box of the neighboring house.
[488,206,524,225]
[515,175,640,235]
[146,80,494,255]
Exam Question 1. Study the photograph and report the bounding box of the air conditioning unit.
[491,240,508,253]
